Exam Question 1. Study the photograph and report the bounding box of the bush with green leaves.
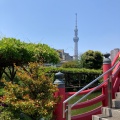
[0,62,59,120]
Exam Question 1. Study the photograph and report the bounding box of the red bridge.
[53,51,120,120]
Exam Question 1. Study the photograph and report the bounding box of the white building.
[110,48,120,61]
[57,49,73,62]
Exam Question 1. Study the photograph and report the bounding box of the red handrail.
[71,107,101,120]
[66,85,103,97]
[63,52,120,120]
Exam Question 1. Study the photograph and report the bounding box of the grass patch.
[68,91,102,116]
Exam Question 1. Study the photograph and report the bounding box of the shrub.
[61,60,80,68]
[39,67,102,91]
[0,62,59,120]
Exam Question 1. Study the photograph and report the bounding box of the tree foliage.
[79,50,103,69]
[0,38,35,67]
[0,37,34,81]
[0,62,59,120]
[0,37,60,81]
[61,60,80,68]
[27,43,60,64]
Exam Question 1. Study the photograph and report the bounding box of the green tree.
[0,37,60,82]
[29,43,60,64]
[79,50,103,69]
[0,37,34,82]
[61,60,80,68]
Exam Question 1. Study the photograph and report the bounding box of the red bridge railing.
[53,52,120,120]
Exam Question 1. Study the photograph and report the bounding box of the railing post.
[66,104,72,120]
[53,72,65,120]
[102,53,111,107]
[108,75,112,108]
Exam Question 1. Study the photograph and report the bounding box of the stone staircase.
[92,92,120,120]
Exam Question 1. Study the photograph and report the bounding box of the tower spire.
[76,13,77,27]
[73,13,79,60]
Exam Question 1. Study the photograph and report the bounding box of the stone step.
[92,114,114,120]
[112,99,120,108]
[92,114,120,120]
[92,114,109,120]
[92,92,120,120]
[102,117,120,120]
[115,92,120,99]
[92,107,120,120]
[102,107,120,117]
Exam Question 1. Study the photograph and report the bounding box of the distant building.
[57,49,73,62]
[110,48,120,61]
[44,49,73,67]
[56,49,73,67]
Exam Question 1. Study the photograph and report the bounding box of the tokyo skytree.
[73,13,79,60]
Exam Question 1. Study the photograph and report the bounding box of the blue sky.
[0,0,120,56]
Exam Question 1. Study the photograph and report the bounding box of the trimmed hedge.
[40,67,102,91]
[40,67,102,74]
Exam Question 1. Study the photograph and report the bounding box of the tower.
[73,13,79,60]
